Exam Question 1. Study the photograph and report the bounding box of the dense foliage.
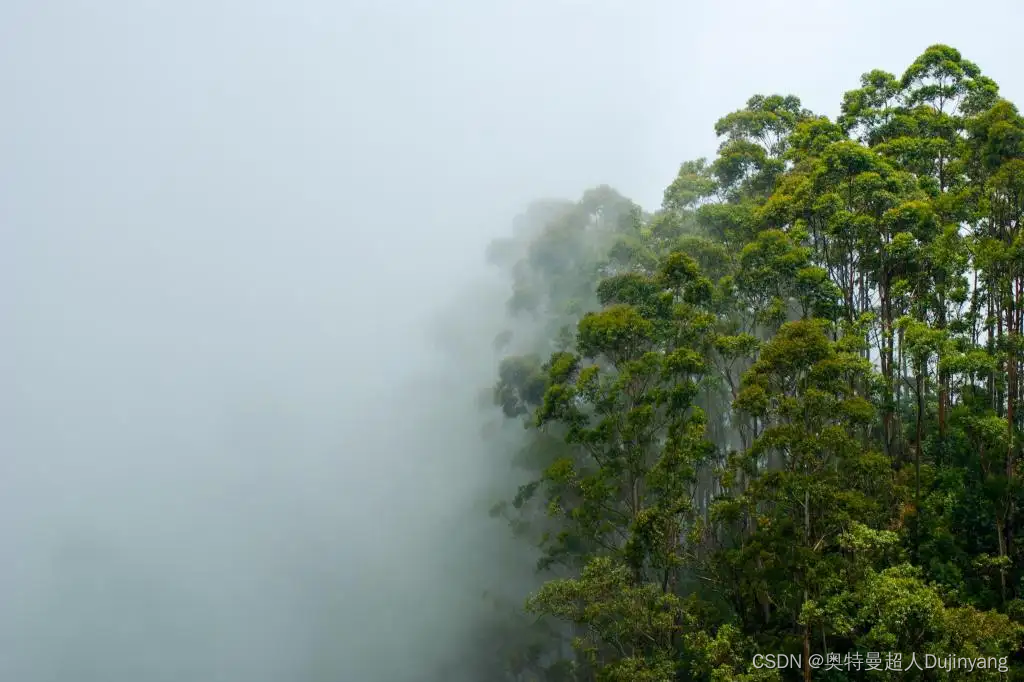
[478,45,1024,681]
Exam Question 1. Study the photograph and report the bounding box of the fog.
[1,1,1022,681]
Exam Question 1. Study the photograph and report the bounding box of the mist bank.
[0,253,526,682]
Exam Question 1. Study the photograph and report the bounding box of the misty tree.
[473,43,1024,682]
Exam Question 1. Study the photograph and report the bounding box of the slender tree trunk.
[803,613,812,682]
[802,488,811,682]
[914,366,925,560]
[998,516,1008,604]
[989,286,997,411]
[1006,276,1019,594]
[1008,278,1018,464]
[882,280,895,459]
[938,299,948,448]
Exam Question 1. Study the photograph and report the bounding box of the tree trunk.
[802,488,812,682]
[803,614,812,682]
[914,366,925,561]
[998,517,1008,604]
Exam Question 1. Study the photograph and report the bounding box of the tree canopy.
[472,45,1024,681]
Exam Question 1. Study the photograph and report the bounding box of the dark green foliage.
[473,44,1024,681]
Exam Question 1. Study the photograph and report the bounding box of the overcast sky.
[1,1,1021,681]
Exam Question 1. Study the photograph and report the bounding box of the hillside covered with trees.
[470,45,1024,681]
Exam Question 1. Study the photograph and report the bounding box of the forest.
[464,45,1024,681]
